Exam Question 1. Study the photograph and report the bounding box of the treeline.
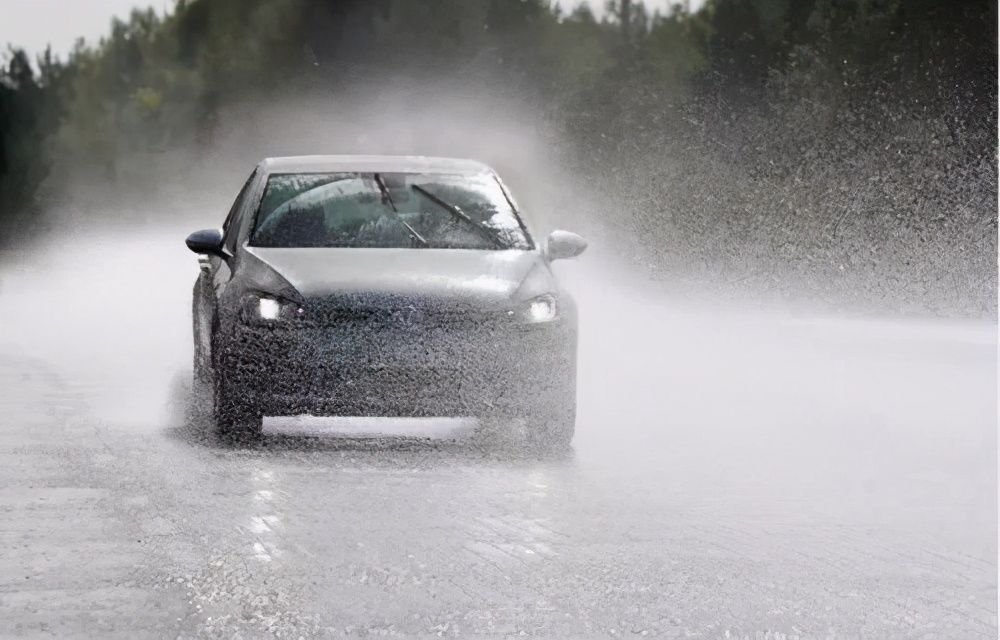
[0,0,996,313]
[0,0,703,210]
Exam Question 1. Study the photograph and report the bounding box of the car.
[185,155,587,447]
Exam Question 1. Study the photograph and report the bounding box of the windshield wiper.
[374,173,428,247]
[410,184,506,249]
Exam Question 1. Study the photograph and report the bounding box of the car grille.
[303,294,513,331]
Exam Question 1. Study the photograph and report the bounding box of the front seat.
[266,206,328,247]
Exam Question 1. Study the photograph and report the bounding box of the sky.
[1,0,703,61]
[556,0,704,19]
[1,0,170,60]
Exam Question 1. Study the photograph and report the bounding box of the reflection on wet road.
[0,232,995,638]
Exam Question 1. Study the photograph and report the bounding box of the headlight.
[258,298,281,320]
[520,294,558,324]
[242,294,304,324]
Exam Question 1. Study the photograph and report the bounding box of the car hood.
[244,247,552,303]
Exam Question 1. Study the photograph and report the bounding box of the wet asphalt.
[0,232,995,639]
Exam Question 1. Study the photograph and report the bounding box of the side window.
[222,170,257,254]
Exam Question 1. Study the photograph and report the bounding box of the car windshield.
[250,172,532,249]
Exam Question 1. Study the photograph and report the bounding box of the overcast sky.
[2,0,702,61]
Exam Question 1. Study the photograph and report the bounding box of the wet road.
[0,230,996,638]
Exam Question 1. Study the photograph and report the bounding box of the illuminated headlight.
[243,295,304,323]
[521,294,558,324]
[259,298,281,320]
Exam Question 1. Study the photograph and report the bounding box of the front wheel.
[213,363,263,441]
[525,405,575,452]
[476,405,575,453]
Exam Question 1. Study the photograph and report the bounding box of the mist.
[6,84,994,495]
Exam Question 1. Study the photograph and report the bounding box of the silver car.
[186,155,587,447]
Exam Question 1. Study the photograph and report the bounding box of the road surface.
[0,228,995,638]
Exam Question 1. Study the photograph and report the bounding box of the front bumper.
[215,317,576,418]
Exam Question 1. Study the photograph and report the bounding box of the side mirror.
[185,228,225,256]
[544,230,587,261]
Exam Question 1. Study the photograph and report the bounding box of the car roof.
[259,155,493,175]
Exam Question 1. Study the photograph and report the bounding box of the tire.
[525,366,577,452]
[526,405,575,452]
[212,355,263,441]
[476,404,575,453]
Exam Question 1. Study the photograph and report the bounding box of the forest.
[0,0,996,314]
